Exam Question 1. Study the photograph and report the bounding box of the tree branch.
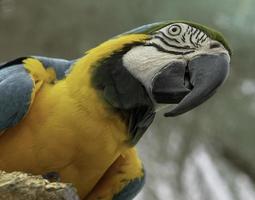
[0,171,80,200]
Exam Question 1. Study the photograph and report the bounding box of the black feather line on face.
[154,35,195,50]
[145,43,195,55]
[189,32,197,48]
[197,33,206,43]
[195,29,202,39]
[201,34,208,43]
[181,33,186,43]
[158,31,181,44]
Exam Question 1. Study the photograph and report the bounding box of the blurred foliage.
[0,0,255,199]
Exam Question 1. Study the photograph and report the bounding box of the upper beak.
[152,53,230,117]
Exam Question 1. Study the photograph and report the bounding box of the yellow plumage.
[0,34,148,199]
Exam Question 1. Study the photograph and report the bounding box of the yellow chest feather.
[0,80,129,197]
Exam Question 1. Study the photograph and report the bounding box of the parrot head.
[88,20,231,144]
[121,21,231,116]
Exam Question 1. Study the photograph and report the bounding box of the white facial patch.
[123,45,184,93]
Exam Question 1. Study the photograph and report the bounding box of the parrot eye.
[168,25,182,36]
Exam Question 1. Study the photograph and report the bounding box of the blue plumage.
[113,173,145,200]
[0,64,33,131]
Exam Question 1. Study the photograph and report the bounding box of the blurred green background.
[0,0,254,199]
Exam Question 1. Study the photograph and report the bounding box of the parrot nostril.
[210,42,221,49]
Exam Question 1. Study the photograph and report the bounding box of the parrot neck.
[66,34,148,95]
[66,34,155,145]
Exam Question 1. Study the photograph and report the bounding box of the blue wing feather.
[0,64,34,131]
[113,171,145,200]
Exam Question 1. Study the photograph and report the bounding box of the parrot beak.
[152,53,230,117]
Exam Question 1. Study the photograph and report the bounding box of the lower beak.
[152,54,230,117]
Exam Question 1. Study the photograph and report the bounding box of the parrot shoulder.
[0,56,74,133]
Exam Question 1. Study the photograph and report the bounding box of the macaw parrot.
[0,21,231,200]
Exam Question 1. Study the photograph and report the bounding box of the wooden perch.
[0,171,80,200]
